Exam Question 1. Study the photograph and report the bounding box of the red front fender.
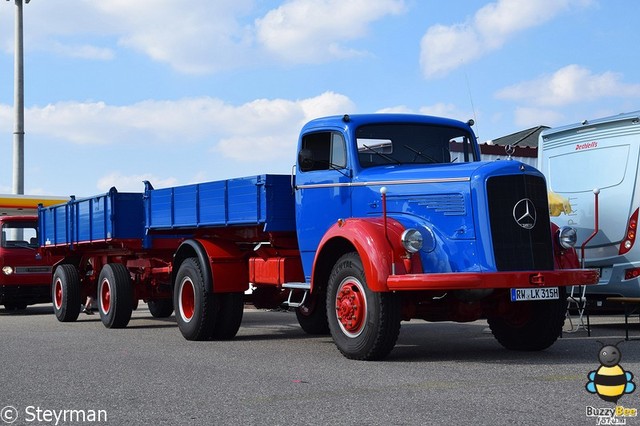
[313,218,414,292]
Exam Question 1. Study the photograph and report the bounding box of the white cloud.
[1,92,354,162]
[92,0,256,74]
[255,0,405,63]
[48,42,115,61]
[496,65,640,106]
[419,0,591,78]
[96,172,178,193]
[1,0,257,73]
[512,107,565,128]
[376,103,474,124]
[5,0,404,73]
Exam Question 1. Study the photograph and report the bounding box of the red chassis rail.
[387,269,599,291]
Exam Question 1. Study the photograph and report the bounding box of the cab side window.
[298,132,346,172]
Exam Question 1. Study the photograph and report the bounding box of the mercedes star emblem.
[513,198,537,229]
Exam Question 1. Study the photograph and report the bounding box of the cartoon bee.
[586,342,636,403]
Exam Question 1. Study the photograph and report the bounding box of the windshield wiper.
[403,145,439,164]
[360,144,400,165]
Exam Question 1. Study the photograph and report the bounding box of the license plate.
[510,287,560,302]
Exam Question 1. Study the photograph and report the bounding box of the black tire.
[326,252,401,360]
[98,263,133,329]
[296,290,329,335]
[211,292,244,340]
[488,288,567,351]
[174,258,217,340]
[148,299,174,318]
[51,264,81,322]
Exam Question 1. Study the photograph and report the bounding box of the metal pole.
[12,0,25,195]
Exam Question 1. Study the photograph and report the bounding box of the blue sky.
[0,0,638,197]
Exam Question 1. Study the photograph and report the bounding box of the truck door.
[295,130,351,280]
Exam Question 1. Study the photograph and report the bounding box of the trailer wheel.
[211,292,244,340]
[327,252,401,360]
[174,257,216,340]
[4,302,26,311]
[148,299,174,318]
[98,263,133,329]
[296,291,329,335]
[488,288,566,351]
[51,264,81,322]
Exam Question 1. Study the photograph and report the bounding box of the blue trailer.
[40,114,599,360]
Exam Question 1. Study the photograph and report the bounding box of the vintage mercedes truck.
[39,113,598,360]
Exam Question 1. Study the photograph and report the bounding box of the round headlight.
[2,266,14,275]
[401,228,423,253]
[558,226,577,249]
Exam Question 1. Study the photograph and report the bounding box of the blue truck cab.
[293,114,597,358]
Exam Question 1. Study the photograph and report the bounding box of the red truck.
[0,195,66,310]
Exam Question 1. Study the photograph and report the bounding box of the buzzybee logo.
[585,342,637,425]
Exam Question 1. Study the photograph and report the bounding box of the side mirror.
[298,148,314,172]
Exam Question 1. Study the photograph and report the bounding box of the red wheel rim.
[54,279,63,309]
[101,279,111,314]
[335,277,367,338]
[179,278,195,323]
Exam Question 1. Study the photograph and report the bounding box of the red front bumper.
[386,269,600,291]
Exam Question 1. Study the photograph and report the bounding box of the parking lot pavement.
[0,304,639,425]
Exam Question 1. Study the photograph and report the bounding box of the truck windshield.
[1,222,38,249]
[356,123,476,168]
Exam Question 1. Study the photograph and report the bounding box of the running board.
[282,282,310,308]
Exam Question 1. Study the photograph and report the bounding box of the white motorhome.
[538,110,640,299]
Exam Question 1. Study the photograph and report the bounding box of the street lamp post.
[8,0,29,195]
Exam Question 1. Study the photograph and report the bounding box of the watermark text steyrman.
[1,405,107,425]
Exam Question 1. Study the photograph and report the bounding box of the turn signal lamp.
[619,208,639,255]
[624,267,640,281]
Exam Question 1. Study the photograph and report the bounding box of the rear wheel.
[174,258,216,340]
[148,299,174,318]
[296,290,329,335]
[98,263,133,329]
[51,264,81,322]
[488,288,566,351]
[211,292,244,340]
[326,252,401,360]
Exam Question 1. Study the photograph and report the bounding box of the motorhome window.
[356,124,473,168]
[299,131,347,172]
[1,222,38,248]
[449,135,476,163]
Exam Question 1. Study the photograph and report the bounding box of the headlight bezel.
[401,228,423,253]
[558,226,578,249]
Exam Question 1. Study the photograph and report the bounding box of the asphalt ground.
[1,304,639,426]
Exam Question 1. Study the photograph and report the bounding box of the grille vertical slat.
[487,175,554,271]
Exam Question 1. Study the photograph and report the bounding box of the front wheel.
[488,288,566,351]
[51,264,81,322]
[98,263,133,329]
[326,252,401,360]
